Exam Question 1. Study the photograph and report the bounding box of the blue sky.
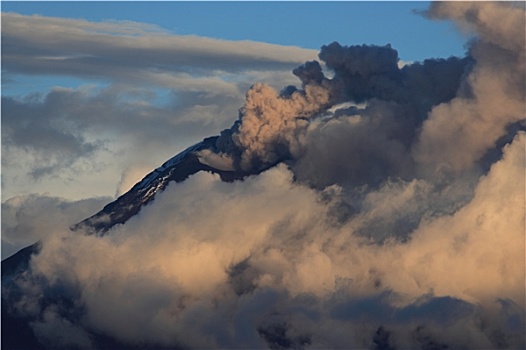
[2,1,466,62]
[1,1,469,201]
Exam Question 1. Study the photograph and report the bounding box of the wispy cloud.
[1,13,317,199]
[2,12,318,79]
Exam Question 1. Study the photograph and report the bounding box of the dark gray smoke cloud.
[218,43,471,182]
[3,2,525,349]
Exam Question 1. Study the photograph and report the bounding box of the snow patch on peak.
[134,142,204,191]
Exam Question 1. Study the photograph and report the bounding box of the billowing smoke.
[220,2,524,186]
[3,2,525,349]
[412,1,526,175]
[224,41,471,179]
[231,81,331,170]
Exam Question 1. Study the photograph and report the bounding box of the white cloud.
[1,194,111,258]
[413,1,526,174]
[10,132,522,348]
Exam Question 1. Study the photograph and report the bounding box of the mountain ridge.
[71,135,255,235]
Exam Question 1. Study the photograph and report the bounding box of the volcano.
[72,136,256,235]
[0,135,267,350]
[2,2,525,349]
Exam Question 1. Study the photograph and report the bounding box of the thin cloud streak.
[2,12,319,80]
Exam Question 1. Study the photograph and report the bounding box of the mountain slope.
[1,135,253,350]
[72,136,252,235]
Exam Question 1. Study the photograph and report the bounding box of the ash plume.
[413,1,526,175]
[219,42,471,184]
[232,82,331,170]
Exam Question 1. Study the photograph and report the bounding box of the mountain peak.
[72,136,255,235]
